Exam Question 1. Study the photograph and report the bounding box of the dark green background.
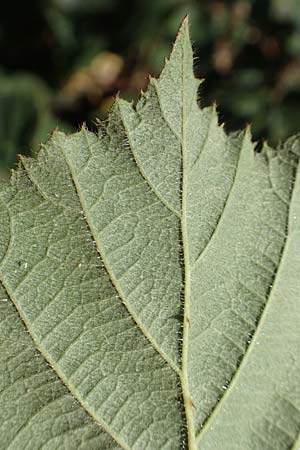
[1,0,300,175]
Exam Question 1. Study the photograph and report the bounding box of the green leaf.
[1,18,300,449]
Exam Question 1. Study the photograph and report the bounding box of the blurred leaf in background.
[272,0,300,27]
[1,0,300,174]
[0,74,57,178]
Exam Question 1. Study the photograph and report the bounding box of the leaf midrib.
[179,24,197,450]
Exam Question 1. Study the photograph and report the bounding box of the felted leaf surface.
[1,18,300,450]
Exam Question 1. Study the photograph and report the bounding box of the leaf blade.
[0,135,183,449]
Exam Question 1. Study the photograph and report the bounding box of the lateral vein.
[0,278,128,450]
[60,137,181,377]
[116,101,181,219]
[195,149,299,445]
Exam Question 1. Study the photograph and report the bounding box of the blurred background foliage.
[1,0,300,175]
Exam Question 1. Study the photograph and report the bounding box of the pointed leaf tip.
[177,15,191,41]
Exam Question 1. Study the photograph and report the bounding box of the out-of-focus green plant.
[0,74,58,177]
[271,0,300,26]
[1,0,300,172]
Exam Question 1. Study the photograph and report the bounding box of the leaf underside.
[1,18,300,450]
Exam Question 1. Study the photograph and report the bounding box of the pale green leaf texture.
[1,18,300,450]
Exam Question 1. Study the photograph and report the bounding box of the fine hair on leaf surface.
[0,17,300,450]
